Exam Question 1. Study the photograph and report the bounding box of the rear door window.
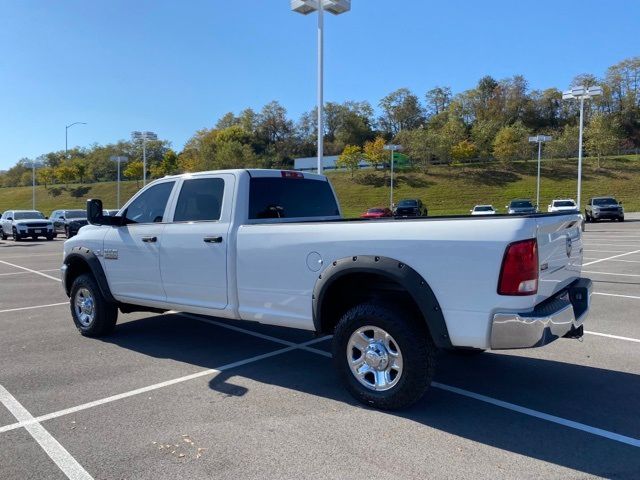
[173,177,225,222]
[248,177,339,219]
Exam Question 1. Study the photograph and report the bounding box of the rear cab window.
[173,177,225,222]
[248,175,340,220]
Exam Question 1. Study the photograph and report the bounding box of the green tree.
[124,161,144,188]
[214,141,257,169]
[585,113,623,169]
[55,164,78,187]
[492,124,530,164]
[150,149,180,178]
[337,145,362,178]
[451,140,477,163]
[71,158,88,183]
[363,136,386,170]
[378,88,424,136]
[37,166,55,188]
[548,124,580,160]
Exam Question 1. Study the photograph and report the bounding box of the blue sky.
[0,0,638,169]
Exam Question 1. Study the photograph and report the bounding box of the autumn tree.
[451,140,477,164]
[378,88,424,136]
[55,163,78,187]
[124,161,144,188]
[585,113,623,169]
[37,167,55,188]
[363,136,386,170]
[337,145,362,178]
[493,124,530,164]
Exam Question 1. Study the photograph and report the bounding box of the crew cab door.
[159,174,232,310]
[102,180,176,303]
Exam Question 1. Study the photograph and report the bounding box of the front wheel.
[332,303,436,410]
[0,229,6,240]
[619,216,625,222]
[12,228,21,241]
[70,274,118,336]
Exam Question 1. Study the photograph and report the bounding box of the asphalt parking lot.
[1,217,639,480]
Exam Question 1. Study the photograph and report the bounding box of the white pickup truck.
[61,169,591,409]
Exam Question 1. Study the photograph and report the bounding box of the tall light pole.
[30,160,44,210]
[562,85,602,210]
[131,131,158,186]
[65,122,87,158]
[291,0,351,175]
[528,135,552,211]
[110,156,127,207]
[384,144,402,209]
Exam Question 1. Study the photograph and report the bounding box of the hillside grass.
[0,155,638,218]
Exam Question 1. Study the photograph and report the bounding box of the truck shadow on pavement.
[102,313,640,479]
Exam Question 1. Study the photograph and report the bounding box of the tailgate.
[535,214,583,303]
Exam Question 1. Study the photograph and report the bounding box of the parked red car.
[360,207,393,218]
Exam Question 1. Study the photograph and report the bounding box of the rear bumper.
[490,278,592,349]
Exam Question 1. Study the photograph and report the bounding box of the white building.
[294,155,370,171]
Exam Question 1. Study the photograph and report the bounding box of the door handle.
[203,236,223,244]
[141,236,157,243]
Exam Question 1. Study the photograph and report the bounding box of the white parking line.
[593,292,640,300]
[0,260,61,282]
[0,302,68,314]
[0,269,59,277]
[586,259,640,264]
[583,249,640,266]
[582,270,640,277]
[584,331,640,344]
[583,244,640,247]
[0,253,61,259]
[432,382,640,448]
[583,249,633,253]
[0,385,93,480]
[0,336,330,435]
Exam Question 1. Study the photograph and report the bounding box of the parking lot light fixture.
[528,135,552,211]
[131,131,158,186]
[562,85,603,210]
[384,144,402,209]
[291,0,351,175]
[65,122,87,158]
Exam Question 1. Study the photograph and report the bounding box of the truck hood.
[14,219,51,225]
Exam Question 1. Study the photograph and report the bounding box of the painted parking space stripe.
[593,292,640,300]
[432,382,640,448]
[0,385,93,480]
[585,331,640,343]
[0,260,61,282]
[0,336,330,435]
[0,269,59,277]
[0,302,68,314]
[583,249,640,266]
[582,270,640,277]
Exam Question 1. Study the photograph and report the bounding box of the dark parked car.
[393,199,427,217]
[506,199,537,215]
[50,209,89,238]
[585,197,624,222]
[360,207,393,218]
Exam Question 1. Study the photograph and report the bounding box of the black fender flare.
[312,255,452,348]
[63,246,116,304]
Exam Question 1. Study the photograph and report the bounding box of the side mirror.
[60,216,65,221]
[619,201,623,205]
[7,217,12,221]
[87,199,104,225]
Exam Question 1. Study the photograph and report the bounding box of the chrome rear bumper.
[490,278,592,349]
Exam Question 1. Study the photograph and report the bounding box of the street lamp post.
[528,135,552,210]
[110,156,127,207]
[291,0,351,175]
[131,131,158,186]
[65,122,87,158]
[384,144,402,209]
[562,85,603,210]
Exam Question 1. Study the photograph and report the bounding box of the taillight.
[281,171,304,179]
[498,239,538,295]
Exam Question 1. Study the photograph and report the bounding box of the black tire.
[332,302,436,410]
[12,228,21,241]
[65,226,70,238]
[619,217,625,222]
[584,211,590,223]
[46,234,54,241]
[0,229,6,240]
[70,273,118,337]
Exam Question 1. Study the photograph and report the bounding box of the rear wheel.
[333,302,436,410]
[70,273,118,336]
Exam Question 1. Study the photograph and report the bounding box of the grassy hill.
[0,155,638,218]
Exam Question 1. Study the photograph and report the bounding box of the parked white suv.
[61,169,591,410]
[0,210,54,241]
[548,199,577,213]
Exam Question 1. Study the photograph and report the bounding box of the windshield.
[475,206,493,211]
[554,201,575,207]
[398,200,417,207]
[511,201,533,208]
[593,198,618,206]
[14,211,44,220]
[65,210,86,219]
